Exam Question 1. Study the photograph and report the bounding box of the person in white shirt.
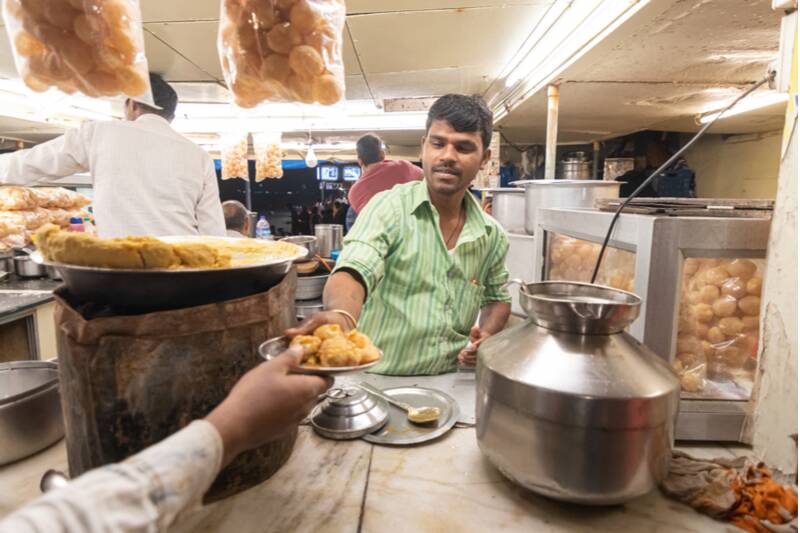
[0,345,331,533]
[0,73,226,238]
[222,199,252,238]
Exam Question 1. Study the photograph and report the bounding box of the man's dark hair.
[356,134,384,166]
[222,200,248,231]
[425,94,493,150]
[136,73,178,119]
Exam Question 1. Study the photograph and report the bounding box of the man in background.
[222,200,251,237]
[0,73,225,238]
[347,133,422,217]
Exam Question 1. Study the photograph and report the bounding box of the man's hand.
[205,345,333,467]
[285,311,354,337]
[457,325,491,367]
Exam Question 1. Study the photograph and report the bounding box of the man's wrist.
[205,404,245,467]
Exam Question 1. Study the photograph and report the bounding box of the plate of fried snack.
[259,324,381,375]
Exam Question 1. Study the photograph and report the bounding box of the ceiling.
[498,0,786,144]
[0,0,788,149]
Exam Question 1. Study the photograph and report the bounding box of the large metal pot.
[476,282,679,505]
[0,360,64,465]
[513,180,621,235]
[483,188,526,233]
[314,224,343,258]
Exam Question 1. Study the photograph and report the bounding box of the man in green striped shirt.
[288,95,511,375]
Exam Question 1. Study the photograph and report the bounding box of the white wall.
[747,121,797,473]
[683,131,782,199]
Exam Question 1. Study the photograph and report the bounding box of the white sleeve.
[0,420,223,533]
[0,123,94,185]
[196,154,226,236]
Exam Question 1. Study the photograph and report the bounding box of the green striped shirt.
[334,180,511,376]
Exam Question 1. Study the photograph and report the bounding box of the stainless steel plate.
[259,336,381,376]
[362,386,459,446]
[29,238,305,312]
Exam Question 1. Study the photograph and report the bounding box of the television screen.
[343,165,361,181]
[317,165,339,181]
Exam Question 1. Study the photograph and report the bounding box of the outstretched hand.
[205,345,333,466]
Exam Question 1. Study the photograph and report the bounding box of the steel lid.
[310,387,389,440]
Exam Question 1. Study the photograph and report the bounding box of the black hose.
[589,73,775,284]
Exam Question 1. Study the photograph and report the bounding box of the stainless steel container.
[485,188,526,233]
[560,156,591,180]
[476,282,680,505]
[280,235,317,261]
[296,273,328,301]
[513,180,621,235]
[314,224,343,258]
[0,361,64,465]
[14,255,47,278]
[0,250,14,276]
[296,299,324,321]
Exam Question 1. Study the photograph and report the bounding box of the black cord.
[498,130,535,153]
[589,73,775,284]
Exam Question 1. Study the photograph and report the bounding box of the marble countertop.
[0,278,59,319]
[0,428,748,533]
[0,370,752,532]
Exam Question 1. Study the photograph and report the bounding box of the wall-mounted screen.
[343,165,361,181]
[317,165,339,181]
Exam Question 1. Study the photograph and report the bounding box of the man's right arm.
[0,123,93,185]
[286,190,399,335]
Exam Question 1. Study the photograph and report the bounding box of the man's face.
[421,120,490,197]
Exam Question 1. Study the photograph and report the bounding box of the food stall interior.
[0,0,796,530]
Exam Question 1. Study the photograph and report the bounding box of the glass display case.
[533,207,772,442]
[545,232,636,292]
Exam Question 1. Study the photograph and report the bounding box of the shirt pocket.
[451,278,485,335]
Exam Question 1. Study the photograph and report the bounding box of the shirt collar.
[409,181,493,244]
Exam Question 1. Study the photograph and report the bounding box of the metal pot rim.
[0,361,59,407]
[511,180,622,187]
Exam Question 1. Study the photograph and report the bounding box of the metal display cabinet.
[533,207,772,442]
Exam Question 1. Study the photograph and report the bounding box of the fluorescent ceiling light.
[698,91,788,123]
[0,79,121,126]
[491,0,650,116]
[171,100,427,135]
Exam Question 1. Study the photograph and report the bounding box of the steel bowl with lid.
[310,387,389,440]
[476,282,679,505]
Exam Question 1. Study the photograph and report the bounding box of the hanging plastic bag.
[220,135,249,180]
[675,258,764,393]
[2,0,153,102]
[217,0,346,108]
[253,132,284,181]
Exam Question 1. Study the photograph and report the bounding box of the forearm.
[479,302,511,335]
[0,129,89,185]
[0,421,222,533]
[323,270,366,320]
